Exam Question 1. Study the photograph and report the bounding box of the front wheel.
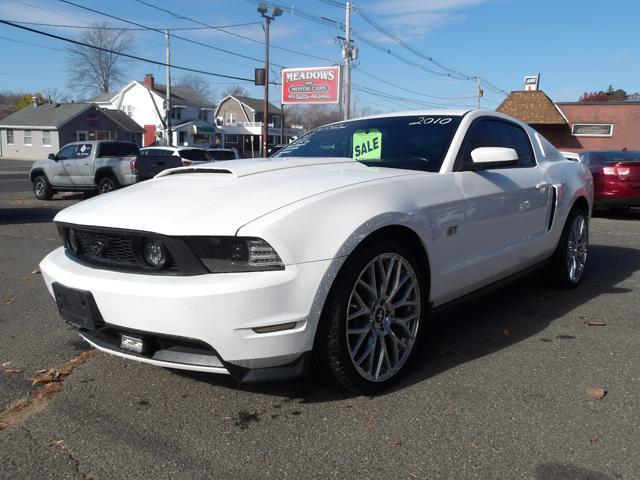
[316,241,426,394]
[548,207,589,288]
[97,176,118,194]
[32,175,53,200]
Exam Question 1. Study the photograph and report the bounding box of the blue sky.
[0,0,638,113]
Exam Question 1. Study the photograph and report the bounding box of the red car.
[581,151,640,209]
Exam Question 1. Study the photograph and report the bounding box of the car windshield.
[180,149,210,161]
[209,150,236,161]
[274,115,462,172]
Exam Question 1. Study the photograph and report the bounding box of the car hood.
[54,157,416,235]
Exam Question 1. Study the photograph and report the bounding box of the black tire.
[548,207,589,288]
[97,176,119,194]
[32,175,53,200]
[315,241,427,394]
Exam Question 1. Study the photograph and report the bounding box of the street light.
[258,3,282,158]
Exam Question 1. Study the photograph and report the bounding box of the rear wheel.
[32,175,53,200]
[316,241,426,394]
[97,176,118,194]
[548,207,589,288]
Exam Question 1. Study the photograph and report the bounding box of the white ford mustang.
[40,110,593,393]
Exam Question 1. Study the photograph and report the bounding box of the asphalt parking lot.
[0,165,638,479]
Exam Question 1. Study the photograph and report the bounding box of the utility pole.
[476,75,483,110]
[343,1,351,120]
[258,3,282,157]
[165,30,172,145]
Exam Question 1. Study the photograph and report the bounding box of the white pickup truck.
[30,141,182,200]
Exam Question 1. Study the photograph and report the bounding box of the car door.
[455,118,552,290]
[72,142,95,186]
[50,144,78,186]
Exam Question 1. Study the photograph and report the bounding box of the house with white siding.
[90,74,221,147]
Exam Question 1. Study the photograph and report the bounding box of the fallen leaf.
[4,368,23,374]
[1,362,11,368]
[366,418,374,430]
[590,436,599,444]
[31,267,41,275]
[35,369,48,374]
[501,328,510,337]
[2,299,14,305]
[585,387,606,400]
[583,320,606,327]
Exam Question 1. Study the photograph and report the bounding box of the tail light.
[602,166,630,176]
[129,159,137,173]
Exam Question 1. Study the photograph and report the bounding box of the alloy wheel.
[346,253,421,382]
[567,214,588,282]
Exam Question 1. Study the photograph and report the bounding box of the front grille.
[75,230,137,264]
[57,225,196,274]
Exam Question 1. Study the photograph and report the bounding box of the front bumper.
[41,247,332,380]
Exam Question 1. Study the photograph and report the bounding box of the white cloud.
[367,0,490,38]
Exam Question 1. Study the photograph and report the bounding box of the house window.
[571,124,613,137]
[96,131,114,140]
[122,105,134,117]
[42,130,52,146]
[198,110,208,122]
[226,134,238,144]
[171,108,182,120]
[24,130,32,146]
[77,131,87,141]
[225,112,236,125]
[6,129,14,144]
[273,115,281,128]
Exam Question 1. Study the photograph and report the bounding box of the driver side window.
[56,145,77,160]
[458,119,535,170]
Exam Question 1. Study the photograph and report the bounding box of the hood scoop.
[158,167,234,177]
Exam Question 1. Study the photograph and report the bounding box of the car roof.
[140,146,207,151]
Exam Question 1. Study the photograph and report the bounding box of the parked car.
[560,151,582,163]
[40,110,593,393]
[30,141,181,200]
[580,150,640,209]
[140,146,211,166]
[206,147,240,161]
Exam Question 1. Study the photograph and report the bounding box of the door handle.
[536,181,551,190]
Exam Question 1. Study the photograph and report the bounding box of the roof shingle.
[497,91,567,125]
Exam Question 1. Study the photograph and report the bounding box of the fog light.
[143,238,166,268]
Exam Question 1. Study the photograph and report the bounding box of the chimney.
[144,74,155,89]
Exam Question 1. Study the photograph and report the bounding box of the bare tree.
[42,88,73,104]
[67,23,134,95]
[222,85,250,98]
[176,74,215,102]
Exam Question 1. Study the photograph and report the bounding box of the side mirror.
[48,153,57,160]
[470,147,518,170]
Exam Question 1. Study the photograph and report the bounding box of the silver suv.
[30,141,180,200]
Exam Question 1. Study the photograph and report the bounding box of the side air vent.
[547,186,557,232]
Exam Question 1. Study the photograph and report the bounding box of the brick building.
[497,91,640,152]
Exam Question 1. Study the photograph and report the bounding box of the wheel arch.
[309,223,432,352]
[94,167,116,185]
[572,195,590,216]
[30,168,47,182]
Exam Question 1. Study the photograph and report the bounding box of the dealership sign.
[281,66,341,105]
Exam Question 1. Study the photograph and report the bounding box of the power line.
[133,0,338,64]
[355,67,476,100]
[0,20,265,83]
[58,0,273,66]
[5,19,263,31]
[352,83,474,109]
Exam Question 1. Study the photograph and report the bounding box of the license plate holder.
[52,282,102,331]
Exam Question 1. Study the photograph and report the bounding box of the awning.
[193,120,218,133]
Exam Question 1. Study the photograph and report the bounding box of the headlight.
[185,237,284,273]
[142,238,166,268]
